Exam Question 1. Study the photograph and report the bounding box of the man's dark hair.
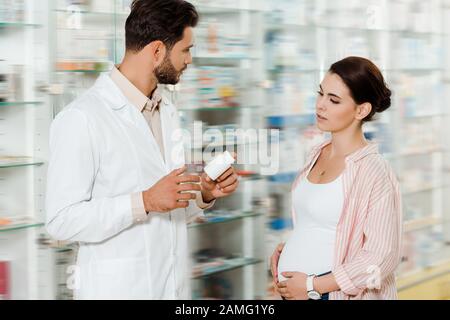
[125,0,199,52]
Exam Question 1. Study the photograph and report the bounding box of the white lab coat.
[45,74,204,299]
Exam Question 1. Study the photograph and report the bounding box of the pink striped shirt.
[291,139,403,300]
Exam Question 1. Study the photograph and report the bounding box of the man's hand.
[270,242,285,284]
[276,272,309,300]
[142,166,201,213]
[200,165,239,203]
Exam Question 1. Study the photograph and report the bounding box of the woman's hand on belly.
[276,272,308,300]
[270,242,285,284]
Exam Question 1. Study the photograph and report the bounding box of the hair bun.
[329,57,393,122]
[376,87,392,113]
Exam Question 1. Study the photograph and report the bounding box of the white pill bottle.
[204,151,235,181]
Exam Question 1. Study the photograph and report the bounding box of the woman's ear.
[355,102,372,121]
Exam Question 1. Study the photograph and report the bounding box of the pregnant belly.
[277,228,335,282]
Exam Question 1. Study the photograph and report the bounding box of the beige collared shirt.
[109,66,214,223]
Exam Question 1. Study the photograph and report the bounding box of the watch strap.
[307,274,316,292]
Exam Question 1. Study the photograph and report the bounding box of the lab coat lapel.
[160,97,184,172]
[96,74,168,174]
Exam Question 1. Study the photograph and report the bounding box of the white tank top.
[277,164,344,281]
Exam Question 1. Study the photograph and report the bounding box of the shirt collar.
[148,88,162,112]
[110,65,162,112]
[313,139,380,163]
[346,141,379,162]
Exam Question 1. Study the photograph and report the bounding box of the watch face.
[308,291,322,300]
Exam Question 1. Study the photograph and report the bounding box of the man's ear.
[143,40,167,66]
[355,102,372,121]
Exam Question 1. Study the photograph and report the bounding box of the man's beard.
[154,54,185,85]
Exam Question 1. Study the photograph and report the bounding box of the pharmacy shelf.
[0,101,43,107]
[193,55,260,66]
[0,157,44,168]
[54,9,129,19]
[191,140,258,149]
[178,105,261,112]
[238,173,265,182]
[55,69,110,74]
[191,257,262,279]
[396,148,448,157]
[385,68,443,73]
[269,67,443,75]
[53,247,76,253]
[266,23,447,37]
[51,244,78,253]
[55,69,111,74]
[55,61,112,74]
[0,220,44,233]
[186,1,267,299]
[0,21,42,29]
[403,216,443,232]
[402,184,448,196]
[266,113,316,128]
[267,67,326,74]
[0,0,53,300]
[267,172,297,184]
[55,27,122,35]
[397,259,450,292]
[403,113,449,120]
[195,5,264,15]
[188,212,263,229]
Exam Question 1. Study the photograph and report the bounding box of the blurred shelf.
[190,140,257,149]
[384,148,448,160]
[385,68,443,73]
[55,69,110,74]
[54,5,263,18]
[54,33,119,40]
[267,172,297,184]
[402,113,449,120]
[268,67,326,74]
[397,259,450,292]
[0,220,44,233]
[0,157,44,168]
[55,27,121,35]
[266,113,316,128]
[192,257,262,279]
[268,217,293,231]
[270,67,444,74]
[398,148,448,157]
[404,217,443,232]
[54,9,129,17]
[193,55,260,66]
[238,172,265,181]
[179,105,260,112]
[402,184,448,196]
[266,23,446,36]
[197,5,264,14]
[391,30,447,37]
[55,61,112,74]
[0,101,43,107]
[0,21,42,28]
[52,245,78,253]
[189,211,263,229]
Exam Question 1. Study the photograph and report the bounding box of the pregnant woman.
[271,56,402,300]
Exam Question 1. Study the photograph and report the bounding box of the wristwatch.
[306,274,322,300]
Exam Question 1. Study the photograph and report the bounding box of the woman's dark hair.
[329,56,392,122]
[125,0,199,52]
